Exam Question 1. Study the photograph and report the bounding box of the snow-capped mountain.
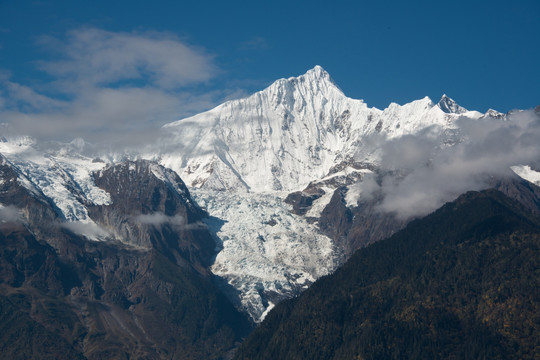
[148,66,498,321]
[2,66,535,324]
[0,137,205,245]
[0,137,111,238]
[157,66,482,193]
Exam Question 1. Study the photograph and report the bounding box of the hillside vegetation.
[235,190,540,360]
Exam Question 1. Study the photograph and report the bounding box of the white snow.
[305,187,335,218]
[259,301,275,321]
[193,188,339,322]
[149,163,186,195]
[155,67,480,194]
[511,165,540,186]
[0,137,110,227]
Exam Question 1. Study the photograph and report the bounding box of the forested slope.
[235,190,540,360]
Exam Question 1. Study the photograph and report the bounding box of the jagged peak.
[385,96,433,110]
[439,93,453,102]
[296,65,340,89]
[482,108,505,119]
[420,95,434,105]
[296,65,332,82]
[437,94,466,114]
[263,65,342,97]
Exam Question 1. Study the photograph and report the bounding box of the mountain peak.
[297,65,338,87]
[437,94,466,114]
[264,65,340,94]
[482,108,505,119]
[302,65,331,80]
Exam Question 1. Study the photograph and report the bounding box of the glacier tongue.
[193,188,339,322]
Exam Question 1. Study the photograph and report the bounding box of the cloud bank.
[350,109,540,219]
[38,28,216,89]
[0,28,224,150]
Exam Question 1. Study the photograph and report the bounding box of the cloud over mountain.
[350,109,540,219]
[0,28,222,149]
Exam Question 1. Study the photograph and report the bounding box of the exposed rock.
[89,160,215,272]
[284,187,325,216]
[0,159,252,359]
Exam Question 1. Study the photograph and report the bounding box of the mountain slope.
[234,189,540,359]
[0,158,252,359]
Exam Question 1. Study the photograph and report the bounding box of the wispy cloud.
[239,36,269,51]
[3,81,67,111]
[61,221,111,239]
[134,212,206,229]
[0,28,223,149]
[38,28,217,89]
[0,205,23,223]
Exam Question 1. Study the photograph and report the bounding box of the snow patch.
[0,137,111,220]
[511,165,540,186]
[150,163,186,195]
[259,301,275,322]
[305,187,334,218]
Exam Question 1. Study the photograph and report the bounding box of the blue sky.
[0,0,539,143]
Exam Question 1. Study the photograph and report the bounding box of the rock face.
[90,160,216,271]
[303,173,540,259]
[0,158,251,360]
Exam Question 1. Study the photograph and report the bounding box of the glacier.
[193,188,339,321]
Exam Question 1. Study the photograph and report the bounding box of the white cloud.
[0,28,223,148]
[134,212,206,229]
[135,212,185,225]
[345,173,379,207]
[4,81,67,111]
[61,221,111,240]
[0,205,23,223]
[354,110,540,219]
[38,28,217,89]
